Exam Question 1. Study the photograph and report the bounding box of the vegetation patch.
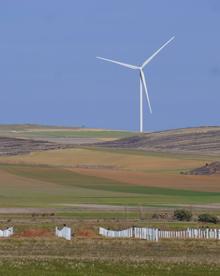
[174,209,192,221]
[198,213,218,224]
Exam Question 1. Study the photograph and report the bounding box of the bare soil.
[17,228,52,238]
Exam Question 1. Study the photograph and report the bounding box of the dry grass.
[0,148,207,170]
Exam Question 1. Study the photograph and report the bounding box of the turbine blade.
[96,56,139,70]
[140,70,152,113]
[141,36,175,68]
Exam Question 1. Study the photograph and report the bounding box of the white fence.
[134,227,158,241]
[99,227,133,238]
[159,228,220,240]
[55,226,72,240]
[0,227,14,238]
[99,227,220,241]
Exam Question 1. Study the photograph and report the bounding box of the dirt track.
[57,203,220,210]
[1,203,220,214]
[0,208,56,214]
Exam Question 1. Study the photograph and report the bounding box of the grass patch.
[16,130,134,139]
[0,259,219,276]
[88,147,219,161]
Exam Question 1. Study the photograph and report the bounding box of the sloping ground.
[1,164,220,207]
[184,162,220,175]
[0,124,134,145]
[96,126,220,155]
[0,137,72,156]
[1,147,220,193]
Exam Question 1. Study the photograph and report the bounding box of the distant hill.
[1,125,220,156]
[0,136,72,156]
[0,124,133,142]
[96,126,220,155]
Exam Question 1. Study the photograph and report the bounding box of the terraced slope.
[96,127,220,155]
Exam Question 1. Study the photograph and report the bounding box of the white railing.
[99,227,220,241]
[0,227,14,238]
[55,226,72,240]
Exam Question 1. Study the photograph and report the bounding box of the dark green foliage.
[174,209,192,221]
[198,213,218,224]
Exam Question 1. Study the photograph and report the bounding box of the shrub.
[198,213,218,224]
[152,213,160,219]
[174,209,192,221]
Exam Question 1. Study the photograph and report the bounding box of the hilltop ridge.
[96,126,220,155]
[1,125,220,156]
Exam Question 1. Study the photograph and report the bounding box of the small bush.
[152,213,160,219]
[174,209,192,221]
[198,213,218,224]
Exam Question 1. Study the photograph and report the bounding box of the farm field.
[3,163,220,207]
[0,146,220,208]
[0,125,220,274]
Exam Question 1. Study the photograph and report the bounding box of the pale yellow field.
[0,148,208,171]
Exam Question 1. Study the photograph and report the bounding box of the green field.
[1,163,220,208]
[0,143,220,208]
[16,130,133,139]
[0,124,133,139]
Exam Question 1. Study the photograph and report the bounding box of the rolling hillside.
[96,126,220,155]
[0,125,220,207]
[0,124,133,145]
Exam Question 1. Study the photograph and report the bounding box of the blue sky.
[0,0,219,131]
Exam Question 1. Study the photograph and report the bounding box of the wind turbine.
[97,36,175,133]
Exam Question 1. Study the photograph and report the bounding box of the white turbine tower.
[97,36,175,133]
